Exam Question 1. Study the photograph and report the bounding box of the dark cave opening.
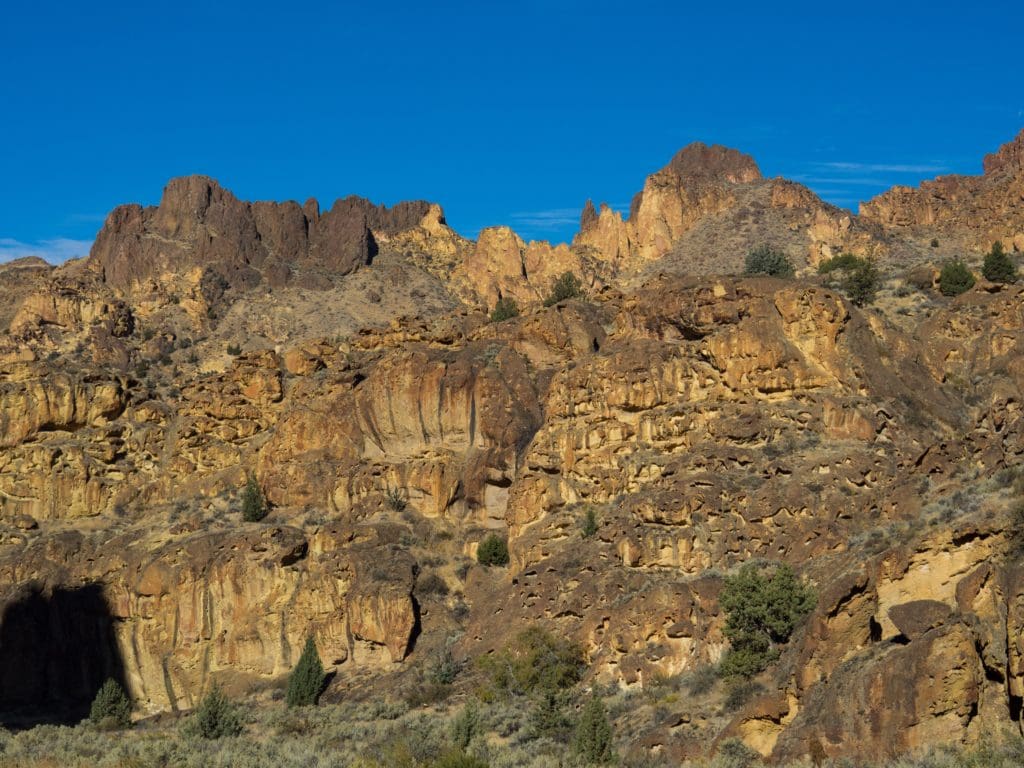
[0,583,126,729]
[1009,692,1023,723]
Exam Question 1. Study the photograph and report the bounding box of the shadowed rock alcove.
[0,583,126,728]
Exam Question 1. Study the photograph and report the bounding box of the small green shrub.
[581,508,599,538]
[286,636,326,707]
[430,750,489,768]
[983,241,1018,284]
[817,253,862,274]
[819,253,880,306]
[430,644,464,686]
[744,244,794,278]
[719,562,815,679]
[722,680,765,713]
[480,625,586,697]
[938,259,976,296]
[449,703,481,750]
[88,678,131,729]
[931,238,940,248]
[543,272,584,306]
[417,572,450,596]
[716,736,761,766]
[572,695,614,764]
[185,684,243,739]
[490,296,520,322]
[242,473,268,522]
[385,486,408,513]
[477,534,510,566]
[684,663,718,696]
[843,257,880,307]
[528,689,573,741]
[226,343,242,355]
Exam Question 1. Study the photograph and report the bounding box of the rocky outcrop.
[86,176,457,297]
[574,143,762,266]
[458,226,591,308]
[0,522,416,714]
[571,145,888,279]
[0,258,53,334]
[860,128,1024,253]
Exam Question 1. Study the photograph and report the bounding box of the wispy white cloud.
[793,175,901,186]
[509,208,582,230]
[509,202,633,234]
[817,161,948,174]
[0,237,94,264]
[601,202,632,213]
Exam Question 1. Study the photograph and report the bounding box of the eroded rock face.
[572,145,887,279]
[573,143,761,266]
[0,522,416,714]
[86,175,457,297]
[4,132,1024,759]
[1,268,1014,747]
[459,226,590,308]
[861,128,1024,252]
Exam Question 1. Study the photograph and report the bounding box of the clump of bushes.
[528,689,573,741]
[476,534,509,566]
[417,572,450,596]
[983,241,1018,284]
[184,684,243,739]
[430,750,489,768]
[744,244,794,278]
[479,625,586,698]
[684,663,718,696]
[449,703,481,750]
[490,296,520,322]
[88,678,131,730]
[286,636,326,707]
[818,253,881,306]
[718,562,815,679]
[226,343,242,355]
[242,473,269,522]
[938,259,976,296]
[543,272,584,306]
[722,680,766,713]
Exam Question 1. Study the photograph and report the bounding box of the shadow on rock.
[0,582,126,729]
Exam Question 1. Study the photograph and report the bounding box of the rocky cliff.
[86,175,468,301]
[2,130,1024,762]
[861,127,1024,254]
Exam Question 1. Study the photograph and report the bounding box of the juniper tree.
[476,534,510,566]
[490,296,520,322]
[88,678,131,729]
[286,635,326,707]
[983,241,1017,284]
[938,259,976,296]
[187,683,243,739]
[543,272,584,306]
[241,473,268,522]
[718,562,816,679]
[572,695,614,764]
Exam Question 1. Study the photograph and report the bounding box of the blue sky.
[2,1,1022,263]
